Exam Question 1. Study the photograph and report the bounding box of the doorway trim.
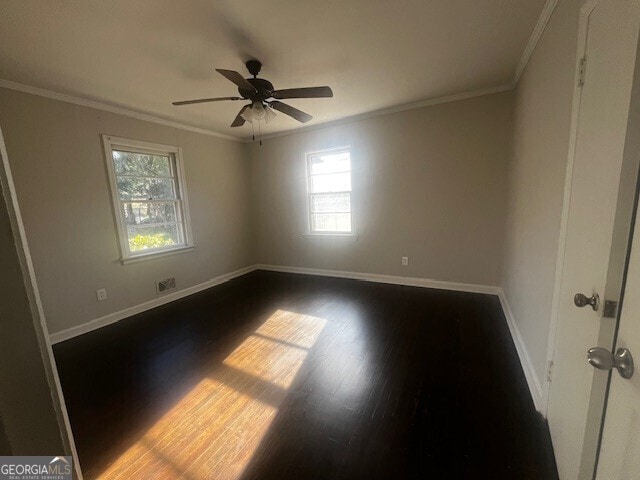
[0,126,83,478]
[544,0,599,416]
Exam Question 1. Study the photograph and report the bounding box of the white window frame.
[102,135,194,264]
[305,146,355,236]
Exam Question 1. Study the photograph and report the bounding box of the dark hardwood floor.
[54,270,558,479]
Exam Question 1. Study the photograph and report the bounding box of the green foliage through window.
[128,232,176,251]
[107,138,190,258]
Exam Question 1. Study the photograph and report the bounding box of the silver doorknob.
[574,292,600,311]
[587,347,634,379]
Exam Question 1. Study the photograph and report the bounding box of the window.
[306,147,353,234]
[102,135,193,262]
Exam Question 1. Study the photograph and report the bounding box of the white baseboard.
[49,265,258,344]
[49,262,545,416]
[258,264,544,412]
[49,263,500,344]
[256,264,501,295]
[497,288,544,413]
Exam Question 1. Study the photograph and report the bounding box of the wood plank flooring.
[54,270,559,479]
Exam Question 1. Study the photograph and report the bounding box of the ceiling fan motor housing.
[240,77,274,103]
[246,59,262,76]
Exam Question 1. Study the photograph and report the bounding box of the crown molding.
[0,79,244,143]
[247,0,561,146]
[513,0,559,85]
[0,79,515,145]
[258,84,514,142]
[2,0,558,147]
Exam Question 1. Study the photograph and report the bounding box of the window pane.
[312,213,351,232]
[122,202,178,225]
[311,193,350,213]
[335,213,352,232]
[311,172,351,193]
[310,152,350,175]
[127,224,180,252]
[116,177,176,200]
[113,150,172,177]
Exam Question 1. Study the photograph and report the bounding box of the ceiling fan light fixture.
[241,101,271,124]
[251,101,266,120]
[264,105,276,124]
[240,107,254,124]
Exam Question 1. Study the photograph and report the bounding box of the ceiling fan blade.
[272,86,333,99]
[172,96,241,106]
[231,105,250,127]
[216,69,258,93]
[269,101,313,123]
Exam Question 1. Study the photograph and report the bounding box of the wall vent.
[156,277,176,294]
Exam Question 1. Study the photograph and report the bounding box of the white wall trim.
[497,289,544,413]
[259,264,543,411]
[0,79,243,143]
[0,126,83,476]
[1,1,557,147]
[0,78,514,146]
[48,262,544,415]
[51,264,502,345]
[544,0,597,414]
[513,0,560,85]
[259,84,514,142]
[257,264,501,295]
[262,0,562,145]
[49,265,258,344]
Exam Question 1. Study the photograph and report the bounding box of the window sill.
[303,233,358,238]
[120,245,195,265]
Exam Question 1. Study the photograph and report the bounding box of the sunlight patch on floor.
[223,309,327,389]
[95,309,326,480]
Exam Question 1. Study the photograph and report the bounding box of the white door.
[596,193,640,478]
[547,0,640,479]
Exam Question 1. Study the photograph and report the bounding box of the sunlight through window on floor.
[95,309,327,480]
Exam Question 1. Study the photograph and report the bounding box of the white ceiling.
[0,0,546,140]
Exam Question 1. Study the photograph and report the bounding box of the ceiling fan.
[172,60,333,127]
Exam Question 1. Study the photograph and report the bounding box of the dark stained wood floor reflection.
[54,271,559,479]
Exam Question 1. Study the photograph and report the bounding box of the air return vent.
[156,277,176,294]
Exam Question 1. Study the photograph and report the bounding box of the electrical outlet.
[402,256,408,266]
[96,288,107,302]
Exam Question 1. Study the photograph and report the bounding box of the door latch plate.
[603,300,618,319]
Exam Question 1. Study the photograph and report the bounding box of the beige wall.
[0,135,67,454]
[501,0,584,388]
[0,88,253,335]
[250,92,513,286]
[0,87,515,342]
